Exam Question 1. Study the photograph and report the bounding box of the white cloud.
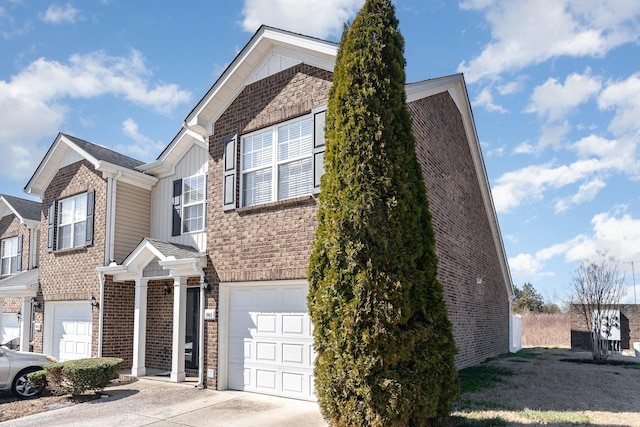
[598,72,640,137]
[509,212,640,282]
[458,0,640,82]
[473,87,507,113]
[41,3,80,24]
[241,0,363,39]
[537,123,571,150]
[118,118,164,161]
[526,71,602,122]
[492,159,607,213]
[0,50,191,179]
[554,178,606,213]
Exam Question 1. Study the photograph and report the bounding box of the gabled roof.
[0,194,41,228]
[97,238,206,281]
[24,133,158,198]
[0,268,38,298]
[185,25,337,136]
[406,74,515,298]
[137,126,207,177]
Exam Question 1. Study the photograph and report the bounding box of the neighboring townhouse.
[0,194,41,352]
[99,127,210,383]
[23,133,157,364]
[177,26,515,400]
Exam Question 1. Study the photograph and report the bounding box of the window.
[182,175,205,233]
[241,116,313,207]
[1,236,19,275]
[57,193,87,249]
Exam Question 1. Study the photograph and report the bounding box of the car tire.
[11,367,41,398]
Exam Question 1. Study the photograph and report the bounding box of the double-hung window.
[1,236,19,275]
[182,175,205,233]
[241,116,313,207]
[57,193,87,249]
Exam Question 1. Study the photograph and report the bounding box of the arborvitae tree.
[307,1,459,425]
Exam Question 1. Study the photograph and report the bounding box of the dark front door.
[185,288,199,371]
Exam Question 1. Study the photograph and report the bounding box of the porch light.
[16,310,20,321]
[31,297,41,309]
[90,296,100,309]
[476,276,483,285]
[163,283,172,295]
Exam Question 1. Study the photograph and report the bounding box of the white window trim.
[240,115,313,207]
[1,236,19,275]
[57,193,87,250]
[181,174,206,234]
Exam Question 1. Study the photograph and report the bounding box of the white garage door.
[1,313,19,344]
[51,302,92,361]
[228,285,315,400]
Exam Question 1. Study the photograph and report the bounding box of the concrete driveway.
[1,379,327,427]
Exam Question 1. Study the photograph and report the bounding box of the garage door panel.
[51,303,92,361]
[228,285,315,401]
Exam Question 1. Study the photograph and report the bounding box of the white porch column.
[19,297,31,352]
[131,278,148,376]
[170,276,187,382]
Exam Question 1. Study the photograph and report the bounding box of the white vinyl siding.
[1,237,19,275]
[57,193,87,249]
[182,175,205,233]
[241,116,313,207]
[150,145,207,251]
[114,182,151,263]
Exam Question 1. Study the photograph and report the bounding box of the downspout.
[196,272,206,389]
[99,170,121,357]
[97,271,105,357]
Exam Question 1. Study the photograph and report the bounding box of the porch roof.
[0,268,38,298]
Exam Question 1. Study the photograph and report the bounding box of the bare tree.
[568,251,627,362]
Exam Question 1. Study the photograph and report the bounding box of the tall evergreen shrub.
[307,0,459,425]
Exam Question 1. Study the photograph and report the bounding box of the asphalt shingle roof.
[61,133,144,170]
[1,194,41,221]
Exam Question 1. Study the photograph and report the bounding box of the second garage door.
[50,302,92,361]
[228,284,315,400]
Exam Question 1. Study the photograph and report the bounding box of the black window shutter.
[312,107,327,193]
[16,234,23,272]
[172,179,183,236]
[47,202,55,252]
[85,189,95,246]
[222,134,237,211]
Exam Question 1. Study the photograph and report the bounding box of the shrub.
[44,357,123,396]
[26,369,48,394]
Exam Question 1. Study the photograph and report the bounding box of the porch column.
[170,276,187,382]
[131,278,148,376]
[19,297,31,352]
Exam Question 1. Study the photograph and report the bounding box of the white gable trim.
[138,127,207,178]
[186,26,337,137]
[25,134,157,198]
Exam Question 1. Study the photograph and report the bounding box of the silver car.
[0,346,56,398]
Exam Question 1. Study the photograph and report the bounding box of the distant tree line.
[512,282,562,314]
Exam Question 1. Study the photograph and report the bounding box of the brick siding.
[205,63,511,387]
[38,160,106,357]
[101,276,135,367]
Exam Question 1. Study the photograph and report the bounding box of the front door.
[185,288,199,371]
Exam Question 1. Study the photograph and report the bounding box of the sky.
[1,0,639,305]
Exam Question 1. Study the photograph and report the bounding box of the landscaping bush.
[26,369,48,394]
[43,357,123,395]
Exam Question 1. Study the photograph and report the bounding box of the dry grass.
[521,313,570,347]
[452,347,640,426]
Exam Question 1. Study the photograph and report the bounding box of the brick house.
[23,133,157,364]
[0,194,41,351]
[178,26,514,399]
[14,26,516,402]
